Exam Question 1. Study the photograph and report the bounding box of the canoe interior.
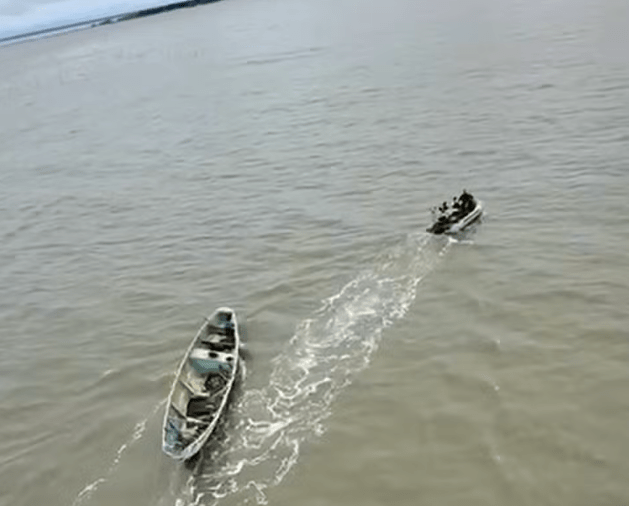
[163,308,239,459]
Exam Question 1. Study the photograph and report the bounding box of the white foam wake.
[180,232,453,506]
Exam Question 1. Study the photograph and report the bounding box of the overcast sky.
[0,0,170,39]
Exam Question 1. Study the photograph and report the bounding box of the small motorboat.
[162,307,241,461]
[427,190,483,235]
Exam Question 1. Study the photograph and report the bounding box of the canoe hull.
[162,307,240,461]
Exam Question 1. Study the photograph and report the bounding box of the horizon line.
[0,0,221,46]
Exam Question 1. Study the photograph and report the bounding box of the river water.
[1,0,629,504]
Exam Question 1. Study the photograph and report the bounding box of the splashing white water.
[181,232,453,505]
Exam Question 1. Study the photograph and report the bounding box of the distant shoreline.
[0,0,221,46]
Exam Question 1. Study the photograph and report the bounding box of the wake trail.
[70,399,166,506]
[179,232,454,506]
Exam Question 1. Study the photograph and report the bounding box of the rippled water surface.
[1,0,629,504]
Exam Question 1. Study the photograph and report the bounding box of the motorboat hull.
[427,200,483,235]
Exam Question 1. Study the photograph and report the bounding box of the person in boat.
[459,190,475,213]
[452,200,465,221]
